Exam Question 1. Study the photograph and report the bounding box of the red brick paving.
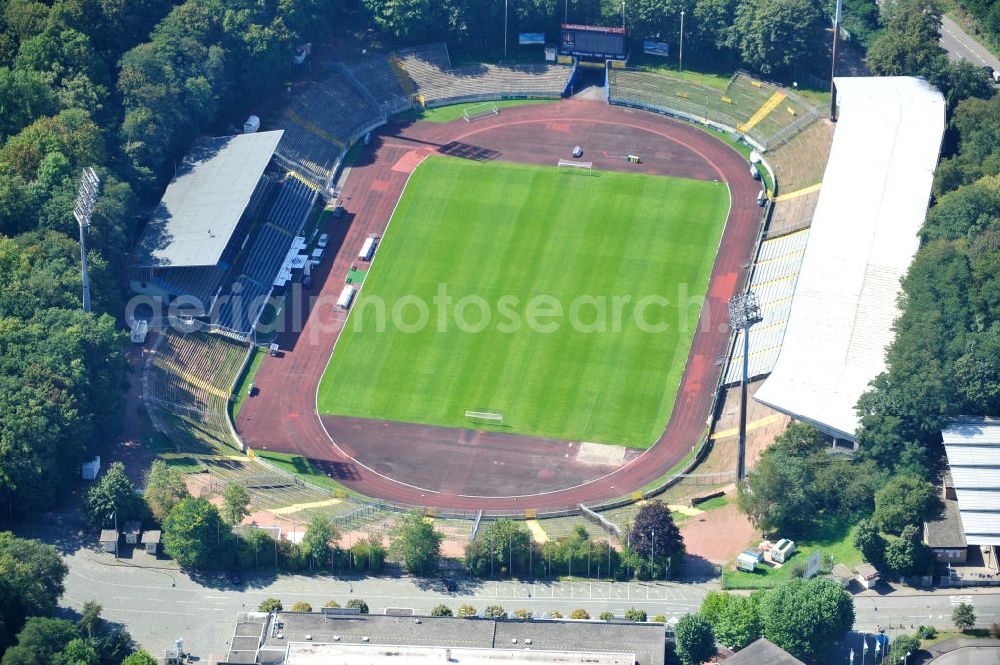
[236,99,760,514]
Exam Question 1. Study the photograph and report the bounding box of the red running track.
[236,99,760,513]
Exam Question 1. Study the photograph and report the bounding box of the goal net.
[465,410,505,426]
[463,102,500,122]
[557,159,593,175]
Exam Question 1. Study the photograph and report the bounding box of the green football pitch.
[317,156,730,447]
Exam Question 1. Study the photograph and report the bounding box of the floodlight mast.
[728,291,763,481]
[72,167,100,313]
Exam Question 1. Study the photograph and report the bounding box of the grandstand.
[347,56,413,115]
[131,131,317,339]
[607,69,818,150]
[395,43,573,106]
[274,64,386,187]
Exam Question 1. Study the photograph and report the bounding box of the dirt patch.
[681,502,757,564]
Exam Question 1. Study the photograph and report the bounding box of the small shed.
[772,538,796,563]
[831,563,854,588]
[99,529,118,554]
[736,549,764,572]
[123,521,142,545]
[81,456,101,481]
[141,530,161,555]
[857,563,880,589]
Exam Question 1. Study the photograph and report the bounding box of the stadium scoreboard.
[559,24,626,60]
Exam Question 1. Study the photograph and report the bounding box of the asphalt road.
[930,646,1000,664]
[60,546,711,663]
[940,15,1000,72]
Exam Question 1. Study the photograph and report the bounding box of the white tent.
[754,77,945,441]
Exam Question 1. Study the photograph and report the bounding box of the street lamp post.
[901,652,911,665]
[728,291,763,481]
[679,11,685,72]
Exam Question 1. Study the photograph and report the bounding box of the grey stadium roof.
[942,417,1000,546]
[137,130,283,268]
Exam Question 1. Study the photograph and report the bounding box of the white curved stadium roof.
[754,77,945,441]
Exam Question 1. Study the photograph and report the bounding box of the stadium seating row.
[267,176,315,234]
[347,57,413,114]
[397,57,573,105]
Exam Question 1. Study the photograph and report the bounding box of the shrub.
[653,614,667,623]
[570,609,590,620]
[324,600,340,608]
[917,625,937,639]
[346,598,369,614]
[258,598,282,613]
[483,605,507,619]
[431,604,453,617]
[891,633,921,658]
[457,604,477,618]
[513,609,532,619]
[624,607,647,622]
[549,610,562,618]
[599,611,614,621]
[290,601,312,612]
[992,623,1000,639]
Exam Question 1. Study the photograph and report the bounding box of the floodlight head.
[73,167,100,229]
[728,290,763,329]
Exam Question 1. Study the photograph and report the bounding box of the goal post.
[465,410,505,426]
[557,159,593,175]
[463,102,500,122]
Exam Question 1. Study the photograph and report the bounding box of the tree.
[883,525,931,576]
[0,67,57,141]
[624,607,647,622]
[351,534,386,573]
[161,497,231,569]
[627,500,684,578]
[953,602,976,631]
[290,601,312,612]
[867,0,944,77]
[853,518,885,567]
[60,638,98,665]
[78,601,102,638]
[258,598,282,613]
[121,652,158,665]
[674,614,716,665]
[82,462,144,529]
[874,475,937,534]
[390,510,443,576]
[731,0,826,75]
[142,460,189,522]
[0,532,69,652]
[890,634,921,660]
[0,617,78,665]
[346,599,369,614]
[457,604,477,618]
[430,604,452,617]
[759,578,854,660]
[471,518,532,577]
[301,515,339,569]
[220,482,251,526]
[707,593,763,650]
[570,609,590,619]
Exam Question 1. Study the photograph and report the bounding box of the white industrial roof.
[943,418,1000,546]
[137,130,283,268]
[285,643,635,665]
[724,228,808,384]
[754,77,945,440]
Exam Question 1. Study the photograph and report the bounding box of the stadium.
[135,34,945,527]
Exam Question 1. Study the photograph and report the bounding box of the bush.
[624,607,647,622]
[599,611,614,621]
[431,604,452,617]
[992,623,1000,639]
[258,598,282,613]
[917,625,937,639]
[513,609,532,619]
[891,633,921,658]
[457,604,477,618]
[653,614,667,623]
[549,610,562,618]
[570,609,590,620]
[483,605,507,619]
[324,600,340,608]
[290,601,312,612]
[346,599,369,614]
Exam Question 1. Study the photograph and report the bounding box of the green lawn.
[317,156,729,447]
[403,99,555,124]
[722,522,863,590]
[254,450,353,494]
[231,347,264,421]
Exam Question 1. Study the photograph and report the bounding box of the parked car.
[318,233,329,249]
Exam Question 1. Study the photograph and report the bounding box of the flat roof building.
[942,418,1000,546]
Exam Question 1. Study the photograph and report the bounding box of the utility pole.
[679,11,685,71]
[728,291,763,481]
[72,167,100,313]
[830,0,842,120]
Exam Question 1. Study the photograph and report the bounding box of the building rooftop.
[234,611,665,665]
[925,472,967,549]
[140,530,161,545]
[724,638,804,664]
[942,417,1000,546]
[284,642,636,665]
[137,130,283,268]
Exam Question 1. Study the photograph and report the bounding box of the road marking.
[269,497,343,515]
[710,413,784,440]
[772,182,822,202]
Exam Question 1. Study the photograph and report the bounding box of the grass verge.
[231,347,264,421]
[400,99,555,124]
[254,450,356,495]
